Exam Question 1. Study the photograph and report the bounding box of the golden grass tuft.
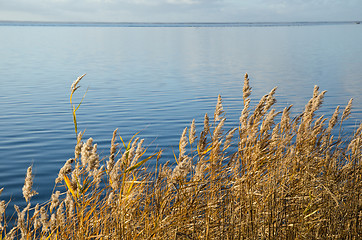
[0,73,361,239]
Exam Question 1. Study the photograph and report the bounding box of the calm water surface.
[0,22,361,206]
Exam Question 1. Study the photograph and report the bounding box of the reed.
[0,73,361,239]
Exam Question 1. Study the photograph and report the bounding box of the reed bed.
[0,73,361,239]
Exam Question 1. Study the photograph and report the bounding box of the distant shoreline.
[0,20,361,27]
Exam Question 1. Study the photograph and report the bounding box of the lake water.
[0,22,361,207]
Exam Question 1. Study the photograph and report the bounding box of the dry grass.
[1,73,361,239]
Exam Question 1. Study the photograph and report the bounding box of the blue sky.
[0,0,361,22]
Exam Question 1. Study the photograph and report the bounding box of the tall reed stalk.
[0,73,361,239]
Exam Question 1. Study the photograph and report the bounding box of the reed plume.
[22,166,38,203]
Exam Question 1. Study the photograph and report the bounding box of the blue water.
[0,22,361,207]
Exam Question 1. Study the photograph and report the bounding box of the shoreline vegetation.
[1,73,361,239]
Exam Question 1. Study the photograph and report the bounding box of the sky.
[0,0,361,22]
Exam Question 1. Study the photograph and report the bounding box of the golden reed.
[0,73,361,239]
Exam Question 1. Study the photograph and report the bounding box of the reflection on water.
[0,23,361,207]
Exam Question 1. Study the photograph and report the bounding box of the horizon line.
[0,20,361,24]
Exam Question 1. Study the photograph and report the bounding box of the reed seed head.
[355,122,362,138]
[311,90,327,113]
[213,118,225,141]
[110,165,120,190]
[261,109,278,133]
[128,137,139,161]
[224,128,237,151]
[56,158,74,184]
[252,94,268,121]
[32,204,41,230]
[131,139,144,167]
[203,113,210,135]
[159,161,171,180]
[240,98,250,130]
[189,119,196,145]
[15,203,30,238]
[107,192,114,205]
[40,206,49,233]
[87,143,100,172]
[243,73,252,102]
[171,156,191,183]
[342,98,353,122]
[50,213,56,231]
[22,166,38,202]
[81,137,94,167]
[50,191,61,213]
[0,200,5,217]
[92,165,104,189]
[313,85,319,98]
[70,74,85,94]
[193,161,206,181]
[56,202,65,226]
[179,127,188,159]
[280,105,292,131]
[264,87,277,113]
[0,200,5,231]
[65,192,75,218]
[74,131,83,160]
[108,128,119,172]
[214,94,224,122]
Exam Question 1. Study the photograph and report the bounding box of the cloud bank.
[0,0,360,22]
